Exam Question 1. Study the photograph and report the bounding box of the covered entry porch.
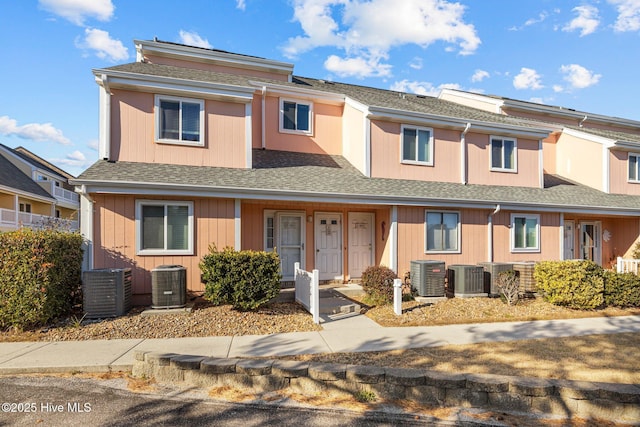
[241,200,391,283]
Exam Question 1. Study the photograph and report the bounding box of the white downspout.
[79,185,94,271]
[487,204,501,262]
[461,123,471,185]
[390,206,398,273]
[261,86,267,150]
[98,74,111,161]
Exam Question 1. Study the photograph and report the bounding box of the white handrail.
[294,262,319,324]
[617,257,640,274]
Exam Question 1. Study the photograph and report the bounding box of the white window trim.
[154,94,205,146]
[510,213,540,253]
[424,210,461,253]
[628,153,640,183]
[490,135,518,173]
[279,97,313,135]
[401,125,434,166]
[135,200,194,256]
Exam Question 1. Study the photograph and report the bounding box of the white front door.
[348,212,374,279]
[277,212,305,280]
[315,213,342,281]
[564,220,575,260]
[580,222,602,265]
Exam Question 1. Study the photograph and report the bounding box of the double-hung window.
[402,125,433,165]
[425,211,460,252]
[155,95,204,146]
[280,98,312,134]
[511,214,540,252]
[491,136,517,172]
[629,153,640,182]
[136,200,194,255]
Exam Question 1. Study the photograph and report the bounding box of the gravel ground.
[0,301,322,342]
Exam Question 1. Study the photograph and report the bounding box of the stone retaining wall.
[132,351,640,423]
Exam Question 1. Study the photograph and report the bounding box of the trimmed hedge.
[200,246,281,311]
[604,270,640,308]
[0,229,84,328]
[361,265,397,304]
[534,260,604,309]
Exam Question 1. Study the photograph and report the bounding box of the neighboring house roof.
[73,150,640,215]
[0,154,55,200]
[12,146,75,180]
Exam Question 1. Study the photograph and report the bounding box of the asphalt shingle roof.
[74,150,640,212]
[0,154,53,199]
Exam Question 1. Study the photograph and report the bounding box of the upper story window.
[155,95,204,146]
[279,98,312,134]
[629,153,640,182]
[511,214,540,252]
[402,125,434,165]
[425,211,460,252]
[491,136,517,172]
[135,200,194,255]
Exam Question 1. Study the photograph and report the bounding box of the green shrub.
[200,246,281,311]
[603,270,640,308]
[361,265,397,305]
[0,229,84,328]
[534,260,604,309]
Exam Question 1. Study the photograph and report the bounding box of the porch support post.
[559,213,565,260]
[234,199,241,251]
[390,205,398,273]
[13,194,18,227]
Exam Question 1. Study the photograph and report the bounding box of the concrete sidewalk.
[1,314,639,374]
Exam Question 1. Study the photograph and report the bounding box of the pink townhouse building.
[72,39,640,304]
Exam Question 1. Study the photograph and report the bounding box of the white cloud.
[562,5,600,36]
[178,30,213,49]
[553,84,564,93]
[608,0,640,32]
[390,79,462,97]
[236,0,246,10]
[529,97,545,104]
[471,69,490,83]
[409,57,423,70]
[524,11,549,27]
[513,68,544,90]
[87,139,99,151]
[0,116,70,145]
[39,0,114,26]
[324,54,392,78]
[283,0,480,77]
[76,28,128,61]
[52,150,94,168]
[560,64,601,89]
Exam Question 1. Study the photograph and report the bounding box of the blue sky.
[1,0,639,176]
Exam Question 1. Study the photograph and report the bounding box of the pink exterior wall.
[110,89,247,168]
[92,194,235,304]
[466,134,540,187]
[396,207,561,276]
[262,95,343,155]
[555,133,603,191]
[144,54,290,82]
[609,150,640,195]
[369,121,461,182]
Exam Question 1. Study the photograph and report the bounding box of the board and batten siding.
[92,194,235,304]
[397,207,561,276]
[110,89,247,168]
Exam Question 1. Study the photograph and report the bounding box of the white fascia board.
[344,96,369,114]
[135,39,294,76]
[369,106,550,139]
[498,203,640,217]
[248,80,345,105]
[504,100,640,129]
[562,127,616,148]
[94,69,255,103]
[0,184,56,203]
